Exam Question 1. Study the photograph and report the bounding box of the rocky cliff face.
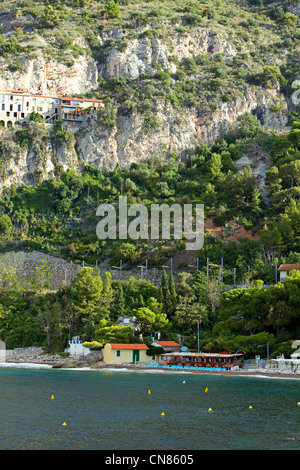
[99,26,237,80]
[76,84,288,172]
[0,51,98,97]
[0,21,291,190]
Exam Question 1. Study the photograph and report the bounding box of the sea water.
[0,366,299,450]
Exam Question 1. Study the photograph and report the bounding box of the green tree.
[265,166,282,194]
[95,321,135,345]
[146,297,169,331]
[36,294,62,350]
[262,66,283,85]
[134,307,156,336]
[28,260,54,293]
[111,243,135,263]
[259,224,282,261]
[269,137,293,163]
[29,111,44,123]
[202,182,217,207]
[0,214,14,239]
[287,128,300,152]
[277,12,298,28]
[110,283,125,319]
[173,300,209,335]
[40,5,60,27]
[281,160,300,188]
[105,0,121,19]
[236,113,261,139]
[97,97,117,127]
[160,269,172,316]
[193,271,211,308]
[168,272,177,315]
[208,153,223,182]
[70,268,105,339]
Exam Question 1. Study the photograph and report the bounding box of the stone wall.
[0,250,164,290]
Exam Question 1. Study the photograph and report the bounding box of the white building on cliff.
[0,89,103,128]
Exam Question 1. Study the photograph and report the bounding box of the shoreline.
[0,360,299,379]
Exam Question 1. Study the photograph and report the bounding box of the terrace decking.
[157,352,245,371]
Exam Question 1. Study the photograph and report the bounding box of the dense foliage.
[0,121,299,281]
[0,0,299,359]
[0,261,299,360]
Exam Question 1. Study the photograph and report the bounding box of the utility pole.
[138,259,148,280]
[112,260,123,280]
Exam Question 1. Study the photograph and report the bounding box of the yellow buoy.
[148,390,151,394]
[208,408,212,412]
[51,395,55,400]
[249,405,253,409]
[62,422,67,426]
[161,412,165,416]
[205,388,208,393]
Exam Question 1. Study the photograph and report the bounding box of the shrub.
[146,346,164,356]
[40,5,60,27]
[182,13,202,26]
[97,98,117,127]
[105,0,121,19]
[143,114,159,132]
[182,58,197,74]
[15,129,30,148]
[277,13,298,28]
[29,111,44,123]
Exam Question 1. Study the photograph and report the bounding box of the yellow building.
[102,343,151,364]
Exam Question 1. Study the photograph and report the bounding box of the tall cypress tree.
[161,268,172,317]
[110,283,125,320]
[169,272,177,316]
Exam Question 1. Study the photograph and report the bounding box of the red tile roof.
[109,343,148,350]
[153,341,181,347]
[278,264,300,271]
[0,89,103,103]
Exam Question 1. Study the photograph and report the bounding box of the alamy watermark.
[291,79,300,105]
[0,340,5,362]
[96,196,204,251]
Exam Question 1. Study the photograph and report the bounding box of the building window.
[18,105,21,111]
[10,96,13,100]
[10,105,13,111]
[26,102,29,107]
[14,112,17,117]
[1,104,4,110]
[116,350,120,357]
[21,113,24,118]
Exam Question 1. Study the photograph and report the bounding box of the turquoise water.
[0,367,299,450]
